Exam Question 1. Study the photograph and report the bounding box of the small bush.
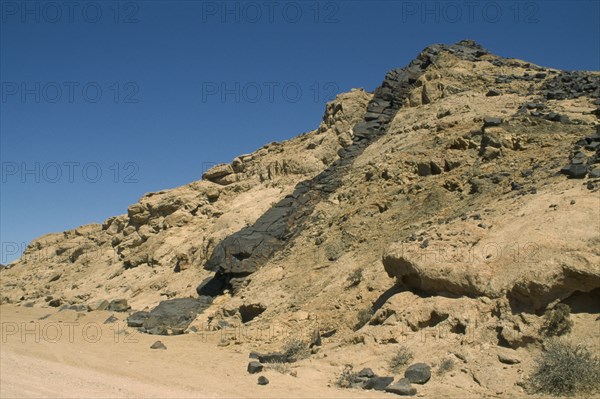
[354,307,373,331]
[437,358,455,376]
[389,346,414,372]
[282,338,310,361]
[336,365,358,388]
[527,339,600,396]
[346,268,363,288]
[268,361,291,375]
[541,303,573,337]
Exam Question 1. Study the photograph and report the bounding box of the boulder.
[497,352,521,365]
[357,368,375,378]
[108,299,130,312]
[205,187,220,201]
[127,311,150,328]
[430,161,443,175]
[248,361,263,374]
[385,378,417,396]
[202,164,234,182]
[560,164,587,179]
[48,298,62,307]
[363,376,394,390]
[142,297,212,335]
[416,162,431,177]
[404,363,431,384]
[87,299,109,312]
[257,376,269,385]
[150,340,167,350]
[486,90,501,97]
[589,168,600,178]
[483,117,502,128]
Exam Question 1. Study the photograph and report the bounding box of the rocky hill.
[2,40,599,397]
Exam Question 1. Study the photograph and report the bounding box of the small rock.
[404,363,431,384]
[358,368,375,378]
[385,378,417,396]
[206,188,220,201]
[150,341,167,350]
[48,299,62,307]
[363,376,394,391]
[104,315,118,324]
[87,299,109,312]
[430,161,443,175]
[486,89,501,97]
[108,299,129,312]
[498,353,521,365]
[248,361,264,374]
[309,328,321,347]
[257,376,269,385]
[483,116,502,128]
[561,164,587,179]
[127,311,149,328]
[416,162,431,177]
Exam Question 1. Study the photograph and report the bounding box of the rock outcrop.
[1,42,598,370]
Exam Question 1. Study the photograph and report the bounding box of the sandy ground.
[0,305,387,399]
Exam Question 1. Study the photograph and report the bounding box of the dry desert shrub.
[540,303,573,337]
[282,337,310,361]
[437,358,455,376]
[346,268,363,288]
[527,339,600,396]
[336,364,358,388]
[354,307,373,331]
[389,345,414,372]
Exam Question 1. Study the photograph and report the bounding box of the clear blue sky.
[1,0,599,264]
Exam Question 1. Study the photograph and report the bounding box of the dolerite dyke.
[198,40,493,295]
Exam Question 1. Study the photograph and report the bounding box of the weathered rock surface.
[131,297,212,335]
[404,363,431,384]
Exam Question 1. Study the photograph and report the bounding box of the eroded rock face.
[3,41,599,376]
[201,40,495,291]
[382,221,600,311]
